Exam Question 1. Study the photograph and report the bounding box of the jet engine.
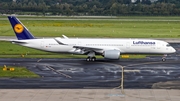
[103,50,120,59]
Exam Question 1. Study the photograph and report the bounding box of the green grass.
[0,41,53,55]
[0,67,40,78]
[0,16,180,38]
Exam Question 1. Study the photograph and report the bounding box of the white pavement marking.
[47,66,72,78]
[124,70,140,72]
[37,59,42,62]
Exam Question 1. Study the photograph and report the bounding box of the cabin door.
[157,42,161,49]
[41,41,44,48]
[126,42,130,49]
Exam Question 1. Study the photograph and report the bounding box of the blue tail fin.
[8,16,35,40]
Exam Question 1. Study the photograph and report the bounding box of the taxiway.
[0,58,180,89]
[0,42,180,89]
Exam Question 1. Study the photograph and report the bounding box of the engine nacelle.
[103,50,120,60]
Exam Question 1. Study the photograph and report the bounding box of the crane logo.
[14,24,24,34]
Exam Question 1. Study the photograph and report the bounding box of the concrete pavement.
[0,89,179,101]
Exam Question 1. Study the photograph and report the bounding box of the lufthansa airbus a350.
[8,16,176,61]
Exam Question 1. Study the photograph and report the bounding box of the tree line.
[0,0,180,16]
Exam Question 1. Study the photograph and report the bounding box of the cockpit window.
[166,44,171,47]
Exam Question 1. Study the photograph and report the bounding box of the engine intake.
[103,50,120,59]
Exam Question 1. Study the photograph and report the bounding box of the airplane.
[8,16,176,62]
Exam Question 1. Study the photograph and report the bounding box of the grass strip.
[0,17,180,38]
[0,67,40,78]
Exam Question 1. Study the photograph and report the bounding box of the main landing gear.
[86,51,96,62]
[86,57,96,62]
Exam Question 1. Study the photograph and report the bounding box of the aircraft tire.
[86,57,96,62]
[91,57,96,62]
[86,57,91,61]
[162,58,166,62]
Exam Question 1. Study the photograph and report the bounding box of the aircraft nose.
[172,47,176,53]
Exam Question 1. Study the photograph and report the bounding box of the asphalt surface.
[0,43,180,89]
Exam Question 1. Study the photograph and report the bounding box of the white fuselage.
[13,38,176,56]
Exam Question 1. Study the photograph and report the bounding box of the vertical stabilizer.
[8,16,35,40]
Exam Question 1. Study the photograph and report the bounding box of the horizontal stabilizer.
[11,40,27,44]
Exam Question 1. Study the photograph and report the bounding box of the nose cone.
[172,47,176,53]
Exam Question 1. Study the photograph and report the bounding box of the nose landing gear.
[162,54,167,62]
[162,58,166,62]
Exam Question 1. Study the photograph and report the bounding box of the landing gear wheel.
[86,57,91,61]
[162,58,166,62]
[91,57,96,62]
[86,57,96,62]
[86,51,96,62]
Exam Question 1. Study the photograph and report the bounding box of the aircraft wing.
[72,45,103,51]
[54,38,104,53]
[54,38,67,45]
[71,45,104,55]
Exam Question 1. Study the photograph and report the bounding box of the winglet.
[8,16,35,40]
[54,38,67,45]
[62,35,69,39]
